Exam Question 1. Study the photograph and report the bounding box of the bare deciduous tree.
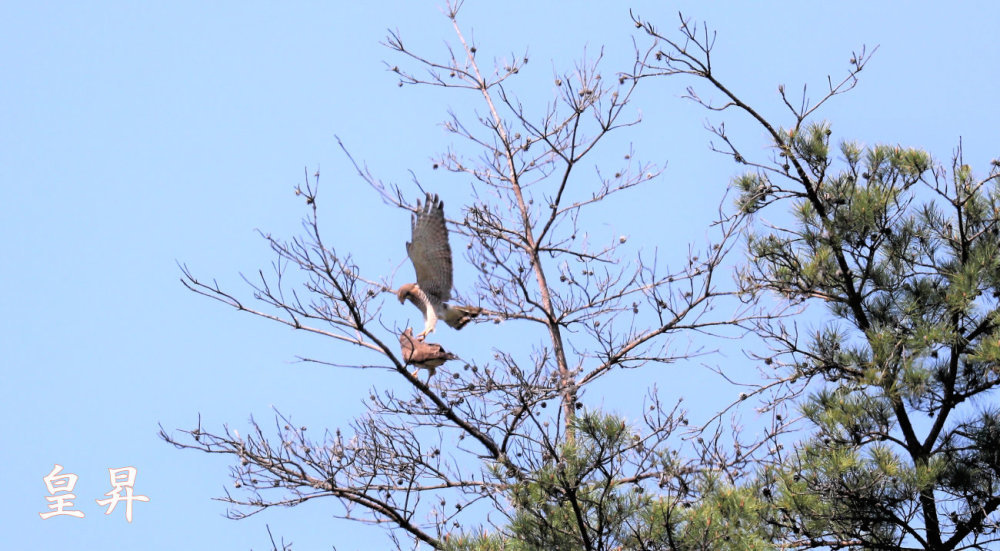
[161,3,767,549]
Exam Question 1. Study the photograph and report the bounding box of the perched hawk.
[397,193,481,339]
[399,328,457,378]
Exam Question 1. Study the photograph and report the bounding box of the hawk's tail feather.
[444,305,483,330]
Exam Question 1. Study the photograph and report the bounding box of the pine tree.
[635,11,1000,550]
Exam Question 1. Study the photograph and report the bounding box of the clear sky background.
[3,2,999,549]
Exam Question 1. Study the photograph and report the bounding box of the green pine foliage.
[445,412,775,551]
[740,122,1000,548]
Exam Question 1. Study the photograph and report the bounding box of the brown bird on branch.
[397,193,481,339]
[399,328,458,378]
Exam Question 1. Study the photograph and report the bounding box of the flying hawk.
[399,328,457,378]
[397,193,480,339]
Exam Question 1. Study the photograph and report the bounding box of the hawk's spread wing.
[406,193,453,303]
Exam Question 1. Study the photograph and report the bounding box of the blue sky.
[3,2,999,549]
